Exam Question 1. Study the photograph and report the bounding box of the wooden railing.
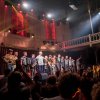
[58,32,100,50]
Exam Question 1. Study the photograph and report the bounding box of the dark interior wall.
[43,47,97,67]
[64,47,97,66]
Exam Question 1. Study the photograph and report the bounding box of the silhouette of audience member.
[43,73,80,100]
[58,73,80,100]
[41,76,59,98]
[91,82,100,100]
[80,77,94,100]
[31,73,42,100]
[0,69,11,90]
[1,71,30,100]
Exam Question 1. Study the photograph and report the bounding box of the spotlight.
[47,13,53,18]
[22,2,29,9]
[8,28,11,33]
[69,1,78,11]
[69,4,78,10]
[31,35,34,38]
[18,3,20,6]
[98,12,100,15]
[8,30,11,33]
[5,5,8,8]
[31,34,34,38]
[66,17,70,21]
[19,11,22,13]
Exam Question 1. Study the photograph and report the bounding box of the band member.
[48,55,53,74]
[31,54,37,79]
[61,56,65,72]
[69,57,72,72]
[3,49,14,71]
[12,51,18,70]
[21,51,28,73]
[51,55,57,75]
[65,56,69,71]
[72,59,75,72]
[36,51,45,73]
[76,56,81,73]
[56,54,61,71]
[44,55,49,74]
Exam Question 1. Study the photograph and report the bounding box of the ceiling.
[5,0,100,37]
[5,0,100,20]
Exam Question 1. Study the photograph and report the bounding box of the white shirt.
[65,59,69,65]
[69,59,72,66]
[36,55,44,65]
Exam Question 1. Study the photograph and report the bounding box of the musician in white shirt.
[36,51,45,73]
[69,57,72,72]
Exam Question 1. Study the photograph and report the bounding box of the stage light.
[19,11,22,13]
[18,3,20,6]
[22,2,29,9]
[8,28,11,33]
[47,13,53,18]
[69,4,78,10]
[69,1,78,11]
[5,5,8,8]
[31,35,34,38]
[31,36,34,38]
[8,30,11,33]
[98,12,100,15]
[66,17,70,21]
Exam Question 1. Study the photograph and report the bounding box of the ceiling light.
[66,17,70,21]
[69,4,78,10]
[47,13,53,18]
[22,2,29,9]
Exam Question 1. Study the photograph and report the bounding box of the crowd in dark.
[0,60,100,100]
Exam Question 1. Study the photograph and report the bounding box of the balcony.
[0,32,35,50]
[58,32,100,50]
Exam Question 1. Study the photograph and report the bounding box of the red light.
[52,20,56,40]
[18,3,20,6]
[26,13,28,16]
[45,20,49,40]
[19,11,22,13]
[5,5,8,8]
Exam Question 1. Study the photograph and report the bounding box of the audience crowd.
[0,60,100,100]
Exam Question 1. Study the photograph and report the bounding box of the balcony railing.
[0,32,35,49]
[58,32,100,50]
